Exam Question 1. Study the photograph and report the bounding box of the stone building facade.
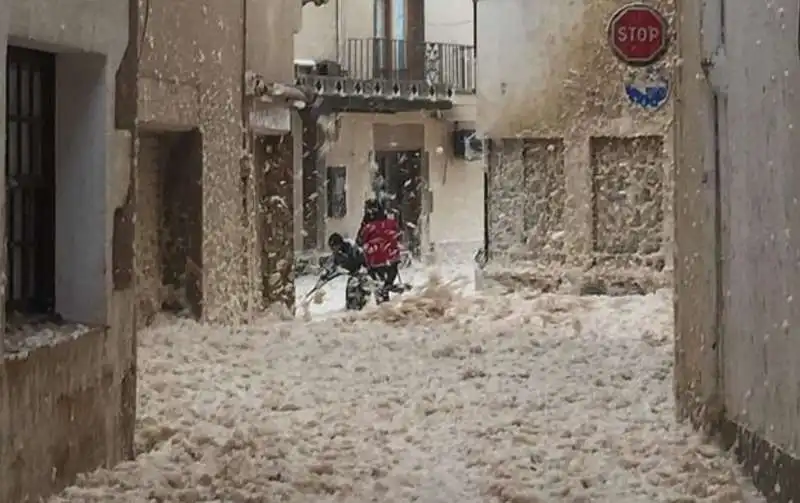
[477,0,675,282]
[116,0,311,324]
[0,0,315,500]
[0,0,134,501]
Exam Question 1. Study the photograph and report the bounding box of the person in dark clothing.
[357,199,401,304]
[326,232,365,274]
[321,232,370,310]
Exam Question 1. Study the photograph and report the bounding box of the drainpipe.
[240,0,254,318]
[241,0,249,141]
[475,0,489,259]
[335,0,341,60]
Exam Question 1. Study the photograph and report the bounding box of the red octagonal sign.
[607,3,668,66]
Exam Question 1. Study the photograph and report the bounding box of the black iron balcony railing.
[344,38,475,93]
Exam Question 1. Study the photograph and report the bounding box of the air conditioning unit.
[452,128,484,161]
[316,60,344,77]
[294,59,317,75]
[294,59,344,77]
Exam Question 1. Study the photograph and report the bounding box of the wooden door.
[256,135,295,311]
[160,131,204,319]
[301,111,321,251]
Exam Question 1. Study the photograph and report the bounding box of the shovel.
[303,270,344,301]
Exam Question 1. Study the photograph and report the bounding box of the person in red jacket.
[357,198,400,304]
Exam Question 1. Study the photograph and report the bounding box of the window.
[7,49,109,329]
[393,13,407,73]
[373,0,411,74]
[327,166,347,218]
[374,0,407,39]
[6,47,56,315]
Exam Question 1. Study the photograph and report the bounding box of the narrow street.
[51,264,761,502]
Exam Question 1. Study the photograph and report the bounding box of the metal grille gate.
[5,46,56,313]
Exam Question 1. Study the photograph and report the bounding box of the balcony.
[296,38,476,113]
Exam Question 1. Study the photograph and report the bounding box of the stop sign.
[607,3,668,66]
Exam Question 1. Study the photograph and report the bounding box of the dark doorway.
[255,135,295,311]
[160,131,203,319]
[374,149,422,257]
[300,111,321,251]
[136,130,203,324]
[5,46,56,316]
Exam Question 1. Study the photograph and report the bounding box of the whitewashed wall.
[295,0,373,61]
[476,0,582,136]
[424,0,473,44]
[323,113,483,255]
[294,1,339,61]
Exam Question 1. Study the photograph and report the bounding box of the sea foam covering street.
[50,264,762,503]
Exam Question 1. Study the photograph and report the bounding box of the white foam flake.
[49,263,764,502]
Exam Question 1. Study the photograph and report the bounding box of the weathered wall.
[255,134,296,311]
[672,0,720,431]
[321,112,483,254]
[245,0,302,313]
[134,135,162,325]
[131,0,248,321]
[676,0,800,499]
[2,329,135,501]
[129,0,302,320]
[478,0,674,270]
[477,0,672,135]
[715,0,800,457]
[1,0,134,500]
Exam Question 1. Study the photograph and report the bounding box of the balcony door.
[373,0,424,80]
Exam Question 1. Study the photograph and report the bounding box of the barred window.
[326,166,347,218]
[5,47,56,315]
